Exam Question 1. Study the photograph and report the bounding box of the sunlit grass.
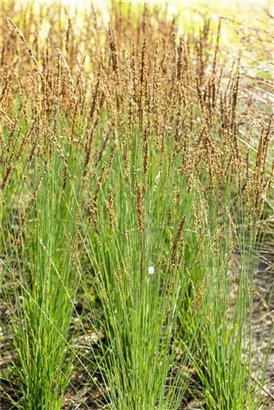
[1,1,273,409]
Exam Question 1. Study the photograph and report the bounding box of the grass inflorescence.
[0,2,273,409]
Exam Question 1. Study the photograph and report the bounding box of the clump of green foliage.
[1,2,273,409]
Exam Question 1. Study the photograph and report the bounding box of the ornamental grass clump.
[1,1,273,409]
